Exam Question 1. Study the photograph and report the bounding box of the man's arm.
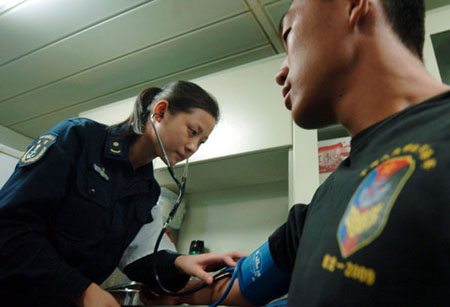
[140,277,254,306]
[140,241,290,306]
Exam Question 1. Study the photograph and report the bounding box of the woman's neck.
[128,135,157,170]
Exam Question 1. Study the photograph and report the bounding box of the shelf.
[153,146,290,194]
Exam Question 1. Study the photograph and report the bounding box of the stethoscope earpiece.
[152,112,164,119]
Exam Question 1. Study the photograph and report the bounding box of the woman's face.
[149,108,216,165]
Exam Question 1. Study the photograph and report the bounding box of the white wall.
[185,54,291,164]
[176,181,289,255]
[0,145,20,189]
[289,126,319,207]
[0,124,32,152]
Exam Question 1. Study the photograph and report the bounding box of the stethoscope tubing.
[149,113,238,305]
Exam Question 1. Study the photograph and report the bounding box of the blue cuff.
[237,241,290,306]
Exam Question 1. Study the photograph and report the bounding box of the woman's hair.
[112,80,219,135]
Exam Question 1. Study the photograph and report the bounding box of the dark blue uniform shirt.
[0,118,185,306]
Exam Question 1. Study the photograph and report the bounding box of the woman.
[0,80,244,307]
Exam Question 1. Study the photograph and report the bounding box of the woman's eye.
[189,128,197,136]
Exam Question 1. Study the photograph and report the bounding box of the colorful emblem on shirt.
[19,133,57,167]
[337,156,415,258]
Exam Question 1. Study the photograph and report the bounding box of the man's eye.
[282,28,291,43]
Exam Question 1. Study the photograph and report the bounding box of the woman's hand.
[75,283,120,307]
[175,251,248,285]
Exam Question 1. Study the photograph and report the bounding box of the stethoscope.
[149,113,243,306]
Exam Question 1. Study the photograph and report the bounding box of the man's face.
[275,0,353,129]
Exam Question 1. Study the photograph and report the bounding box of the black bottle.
[189,240,204,255]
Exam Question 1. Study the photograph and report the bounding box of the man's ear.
[152,100,169,121]
[348,0,370,28]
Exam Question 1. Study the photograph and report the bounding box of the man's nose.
[275,57,289,86]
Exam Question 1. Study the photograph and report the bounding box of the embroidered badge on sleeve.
[19,133,57,167]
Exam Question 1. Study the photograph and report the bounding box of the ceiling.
[0,0,291,144]
[427,0,450,10]
[0,0,447,145]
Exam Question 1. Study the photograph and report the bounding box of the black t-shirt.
[269,91,450,306]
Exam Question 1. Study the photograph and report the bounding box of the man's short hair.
[380,0,425,59]
[279,0,426,59]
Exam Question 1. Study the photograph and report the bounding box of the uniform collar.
[104,125,154,177]
[104,124,134,163]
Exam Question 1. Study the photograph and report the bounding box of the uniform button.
[88,188,96,195]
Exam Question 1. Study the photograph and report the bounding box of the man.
[141,0,450,305]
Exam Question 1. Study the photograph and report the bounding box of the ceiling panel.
[0,0,248,101]
[11,46,274,137]
[0,0,150,66]
[1,12,269,125]
[264,0,292,32]
[0,0,25,15]
[259,0,279,5]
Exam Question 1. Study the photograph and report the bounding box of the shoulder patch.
[19,133,58,167]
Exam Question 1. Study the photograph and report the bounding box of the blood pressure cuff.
[237,241,290,306]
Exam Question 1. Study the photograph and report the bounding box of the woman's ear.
[348,0,370,28]
[151,100,169,121]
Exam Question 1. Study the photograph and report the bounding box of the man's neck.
[335,40,450,136]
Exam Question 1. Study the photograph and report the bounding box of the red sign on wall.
[318,138,351,174]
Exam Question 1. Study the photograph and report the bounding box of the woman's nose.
[275,57,289,86]
[185,142,197,154]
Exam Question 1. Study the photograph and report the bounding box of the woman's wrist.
[174,254,188,275]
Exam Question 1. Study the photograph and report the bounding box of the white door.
[424,5,450,84]
[0,146,20,189]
